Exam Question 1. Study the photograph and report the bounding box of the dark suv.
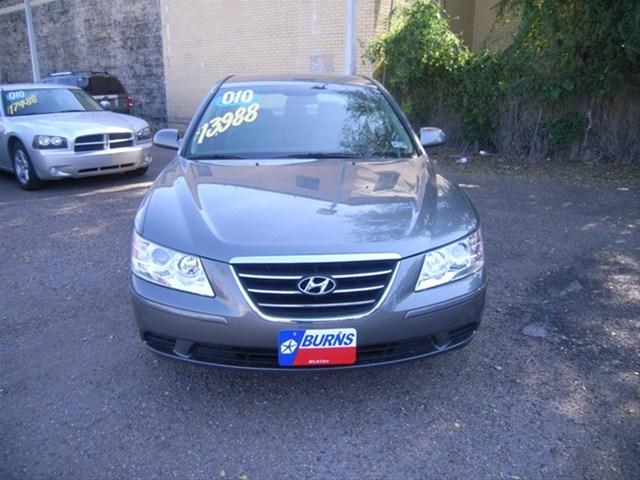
[42,71,133,115]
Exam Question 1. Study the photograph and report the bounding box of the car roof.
[0,83,80,90]
[46,71,113,77]
[224,74,376,87]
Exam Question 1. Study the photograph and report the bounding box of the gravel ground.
[1,149,638,480]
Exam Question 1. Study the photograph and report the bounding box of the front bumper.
[131,254,487,371]
[30,142,152,180]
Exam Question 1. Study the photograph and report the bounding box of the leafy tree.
[498,0,640,99]
[366,1,470,121]
[367,0,640,159]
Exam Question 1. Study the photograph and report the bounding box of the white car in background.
[0,83,153,190]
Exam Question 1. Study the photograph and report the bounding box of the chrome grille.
[233,258,397,320]
[108,132,134,148]
[74,132,133,152]
[74,134,104,152]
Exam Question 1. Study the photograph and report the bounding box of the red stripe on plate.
[293,347,356,366]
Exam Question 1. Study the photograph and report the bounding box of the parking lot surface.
[1,148,638,479]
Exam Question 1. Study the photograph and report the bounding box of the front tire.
[12,143,44,190]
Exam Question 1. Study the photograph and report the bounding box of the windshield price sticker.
[6,90,26,101]
[391,140,409,150]
[214,89,257,107]
[195,102,260,144]
[7,93,38,115]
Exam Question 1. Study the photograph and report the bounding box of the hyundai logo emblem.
[297,275,337,296]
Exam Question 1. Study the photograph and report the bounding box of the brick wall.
[0,0,167,128]
[160,0,395,128]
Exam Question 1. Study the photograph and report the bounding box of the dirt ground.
[1,149,638,479]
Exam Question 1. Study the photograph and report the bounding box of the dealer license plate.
[278,328,357,367]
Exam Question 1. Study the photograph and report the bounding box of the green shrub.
[544,113,588,153]
[367,0,640,161]
[366,1,469,119]
[366,1,504,146]
[499,0,640,98]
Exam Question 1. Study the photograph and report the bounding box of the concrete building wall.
[441,0,476,49]
[442,0,516,51]
[160,0,395,128]
[0,0,167,128]
[471,0,516,50]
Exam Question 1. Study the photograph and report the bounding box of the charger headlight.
[415,229,484,291]
[33,135,68,149]
[136,127,151,142]
[131,231,214,297]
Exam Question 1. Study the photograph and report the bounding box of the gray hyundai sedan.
[131,74,486,370]
[0,83,152,190]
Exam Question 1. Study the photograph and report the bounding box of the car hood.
[8,111,147,136]
[139,156,478,262]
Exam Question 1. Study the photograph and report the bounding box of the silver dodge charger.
[0,83,152,190]
[131,74,486,370]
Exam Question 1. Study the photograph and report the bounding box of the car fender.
[1,132,28,172]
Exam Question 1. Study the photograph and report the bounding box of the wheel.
[12,143,44,190]
[129,166,149,176]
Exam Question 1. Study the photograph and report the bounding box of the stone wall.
[0,0,167,128]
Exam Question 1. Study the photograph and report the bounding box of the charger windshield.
[188,83,416,159]
[2,88,102,117]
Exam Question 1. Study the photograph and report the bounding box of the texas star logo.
[280,338,298,354]
[278,328,357,367]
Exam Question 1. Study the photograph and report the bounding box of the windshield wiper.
[276,152,364,159]
[8,111,62,117]
[189,154,246,160]
[369,151,414,158]
[7,109,88,117]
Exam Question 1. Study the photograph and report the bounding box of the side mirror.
[153,128,180,150]
[419,127,446,148]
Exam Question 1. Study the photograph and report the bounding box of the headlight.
[33,135,68,149]
[131,232,215,297]
[415,229,484,291]
[136,127,151,141]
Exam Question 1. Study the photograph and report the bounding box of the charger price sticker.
[195,102,260,144]
[5,91,38,115]
[6,90,26,101]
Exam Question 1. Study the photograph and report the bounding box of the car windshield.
[1,88,102,117]
[87,76,126,95]
[187,83,416,159]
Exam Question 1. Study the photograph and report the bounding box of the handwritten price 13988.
[196,102,260,144]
